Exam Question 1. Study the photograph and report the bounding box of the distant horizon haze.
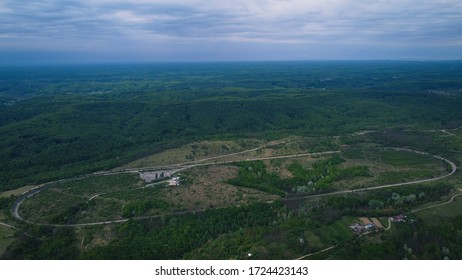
[1,0,461,65]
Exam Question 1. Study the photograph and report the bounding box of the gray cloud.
[0,0,461,62]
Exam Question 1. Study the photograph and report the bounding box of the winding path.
[411,192,462,214]
[0,222,18,231]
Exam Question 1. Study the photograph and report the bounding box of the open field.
[414,193,462,226]
[122,139,264,168]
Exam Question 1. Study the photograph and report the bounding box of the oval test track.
[10,147,457,228]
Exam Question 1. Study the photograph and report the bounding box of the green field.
[415,194,462,226]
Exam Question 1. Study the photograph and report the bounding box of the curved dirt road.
[411,192,462,214]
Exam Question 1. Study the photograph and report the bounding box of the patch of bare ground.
[359,217,372,224]
[161,165,278,210]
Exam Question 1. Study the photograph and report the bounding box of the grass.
[376,170,436,184]
[15,136,456,226]
[58,173,142,197]
[379,217,390,228]
[378,150,433,167]
[19,173,145,224]
[123,139,263,168]
[314,216,356,245]
[340,146,449,189]
[415,195,462,226]
[303,231,324,249]
[0,224,16,257]
[0,185,37,198]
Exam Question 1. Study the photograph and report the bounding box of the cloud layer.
[1,0,461,62]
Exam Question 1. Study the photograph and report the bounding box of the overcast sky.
[1,0,461,64]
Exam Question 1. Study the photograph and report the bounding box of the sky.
[1,0,462,64]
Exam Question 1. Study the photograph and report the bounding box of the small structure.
[364,223,375,231]
[139,170,178,183]
[350,218,378,234]
[349,223,365,234]
[391,214,407,223]
[168,176,180,186]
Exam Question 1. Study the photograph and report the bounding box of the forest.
[1,61,462,191]
[1,61,462,259]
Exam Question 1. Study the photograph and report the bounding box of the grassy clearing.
[123,136,340,170]
[314,216,356,245]
[123,139,263,168]
[341,146,449,188]
[57,174,142,197]
[376,170,436,184]
[415,195,462,226]
[377,150,433,167]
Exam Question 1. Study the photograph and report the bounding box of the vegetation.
[121,199,170,218]
[314,216,462,260]
[81,202,284,259]
[227,161,286,196]
[1,61,462,259]
[2,62,462,191]
[18,173,162,224]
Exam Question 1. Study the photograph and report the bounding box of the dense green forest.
[1,62,462,191]
[1,61,462,260]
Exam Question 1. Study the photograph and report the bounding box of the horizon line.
[2,58,462,67]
